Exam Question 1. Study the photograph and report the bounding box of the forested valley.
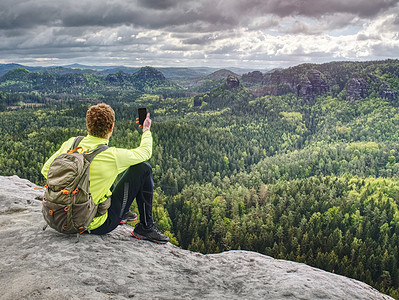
[1,60,399,297]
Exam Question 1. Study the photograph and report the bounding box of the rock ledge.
[0,176,393,300]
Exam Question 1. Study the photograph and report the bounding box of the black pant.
[90,162,154,235]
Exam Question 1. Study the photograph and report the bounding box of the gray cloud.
[183,35,217,45]
[277,0,395,18]
[0,1,59,29]
[1,0,397,31]
[181,31,237,45]
[209,44,240,55]
[357,33,381,41]
[321,14,364,31]
[0,0,398,68]
[281,21,322,35]
[136,0,181,10]
[247,17,281,31]
[372,43,399,57]
[380,11,399,31]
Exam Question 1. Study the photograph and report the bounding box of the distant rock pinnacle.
[226,75,240,89]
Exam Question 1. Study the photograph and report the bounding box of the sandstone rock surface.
[0,175,393,300]
[226,75,240,89]
[346,77,369,100]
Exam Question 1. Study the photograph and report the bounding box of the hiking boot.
[120,210,138,224]
[131,223,169,244]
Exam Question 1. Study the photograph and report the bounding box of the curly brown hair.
[86,103,115,138]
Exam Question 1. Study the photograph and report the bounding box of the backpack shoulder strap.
[84,144,109,163]
[70,136,85,150]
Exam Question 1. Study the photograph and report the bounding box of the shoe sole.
[131,231,168,245]
[120,216,138,225]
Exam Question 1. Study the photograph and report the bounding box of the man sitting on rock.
[41,103,169,244]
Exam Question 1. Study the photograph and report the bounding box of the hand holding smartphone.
[138,107,147,126]
[136,107,151,132]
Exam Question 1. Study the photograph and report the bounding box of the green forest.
[1,60,399,298]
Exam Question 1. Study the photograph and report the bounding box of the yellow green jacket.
[41,130,152,230]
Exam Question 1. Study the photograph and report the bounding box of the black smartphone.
[138,107,147,126]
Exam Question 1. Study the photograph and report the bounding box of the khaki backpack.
[42,136,109,234]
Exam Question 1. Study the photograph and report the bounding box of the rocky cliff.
[226,75,240,89]
[0,175,393,300]
[241,60,399,102]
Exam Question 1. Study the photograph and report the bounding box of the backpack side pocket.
[42,200,68,233]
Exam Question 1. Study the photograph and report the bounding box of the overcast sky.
[1,0,398,70]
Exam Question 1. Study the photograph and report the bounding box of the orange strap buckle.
[34,184,47,190]
[48,210,53,215]
[72,188,79,195]
[67,147,83,153]
[64,206,69,212]
[61,189,69,195]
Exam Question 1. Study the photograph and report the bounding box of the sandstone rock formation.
[226,75,240,89]
[241,61,399,102]
[296,77,313,100]
[307,70,329,94]
[346,78,369,100]
[379,82,399,102]
[0,175,393,300]
[381,90,399,101]
[296,70,329,102]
